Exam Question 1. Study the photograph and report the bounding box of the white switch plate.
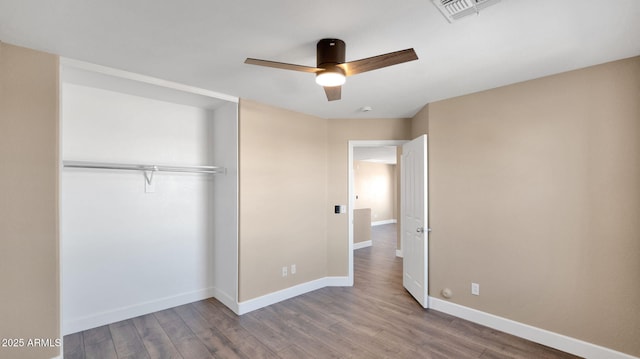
[282,266,288,277]
[291,264,296,274]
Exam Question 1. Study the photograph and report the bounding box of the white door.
[401,135,429,307]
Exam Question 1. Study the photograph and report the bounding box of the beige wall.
[0,43,60,359]
[238,99,328,301]
[353,208,371,245]
[427,56,640,356]
[327,118,411,276]
[395,147,403,250]
[239,109,412,297]
[353,160,397,222]
[411,103,429,138]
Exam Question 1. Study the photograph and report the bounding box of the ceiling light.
[315,67,346,87]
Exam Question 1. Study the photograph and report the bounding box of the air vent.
[432,0,501,22]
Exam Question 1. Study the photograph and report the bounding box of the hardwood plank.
[282,295,340,328]
[109,319,150,359]
[206,296,241,321]
[310,287,434,344]
[153,309,214,358]
[192,300,241,332]
[327,321,411,358]
[416,330,486,358]
[63,332,85,359]
[192,300,280,359]
[267,303,382,358]
[174,304,248,359]
[236,310,296,353]
[131,313,183,359]
[293,290,378,333]
[276,344,315,359]
[480,347,520,359]
[249,307,345,358]
[83,325,118,359]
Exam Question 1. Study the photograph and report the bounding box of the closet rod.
[63,160,225,174]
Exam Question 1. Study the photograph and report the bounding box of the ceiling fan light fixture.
[315,67,346,87]
[245,38,418,101]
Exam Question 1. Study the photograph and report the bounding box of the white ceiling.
[1,0,639,119]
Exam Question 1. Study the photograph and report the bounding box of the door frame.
[347,140,408,285]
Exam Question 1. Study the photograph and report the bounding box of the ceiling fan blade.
[244,58,321,73]
[324,86,342,101]
[339,48,418,76]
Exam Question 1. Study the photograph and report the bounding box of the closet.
[60,59,238,335]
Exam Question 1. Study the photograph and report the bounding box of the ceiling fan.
[245,39,418,101]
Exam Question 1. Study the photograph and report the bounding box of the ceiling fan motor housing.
[317,39,346,67]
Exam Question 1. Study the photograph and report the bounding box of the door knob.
[416,227,424,233]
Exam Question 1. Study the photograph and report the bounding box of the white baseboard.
[372,219,397,226]
[63,287,216,335]
[428,297,638,359]
[396,249,403,257]
[324,276,351,286]
[62,276,352,334]
[211,287,239,315]
[237,276,350,315]
[353,240,372,250]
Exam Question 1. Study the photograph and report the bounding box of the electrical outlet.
[291,264,296,274]
[471,283,480,296]
[282,266,288,277]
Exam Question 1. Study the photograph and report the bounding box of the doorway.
[347,140,407,285]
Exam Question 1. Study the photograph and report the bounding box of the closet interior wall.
[60,61,238,335]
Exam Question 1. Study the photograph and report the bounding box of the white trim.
[348,140,408,287]
[212,287,240,315]
[63,287,216,335]
[57,72,65,359]
[429,297,639,359]
[237,276,350,315]
[60,58,239,103]
[348,143,355,285]
[324,276,351,286]
[372,219,397,226]
[396,249,403,258]
[353,240,372,250]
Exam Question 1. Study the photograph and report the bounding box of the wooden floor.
[64,224,580,359]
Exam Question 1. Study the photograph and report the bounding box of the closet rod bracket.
[143,166,158,185]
